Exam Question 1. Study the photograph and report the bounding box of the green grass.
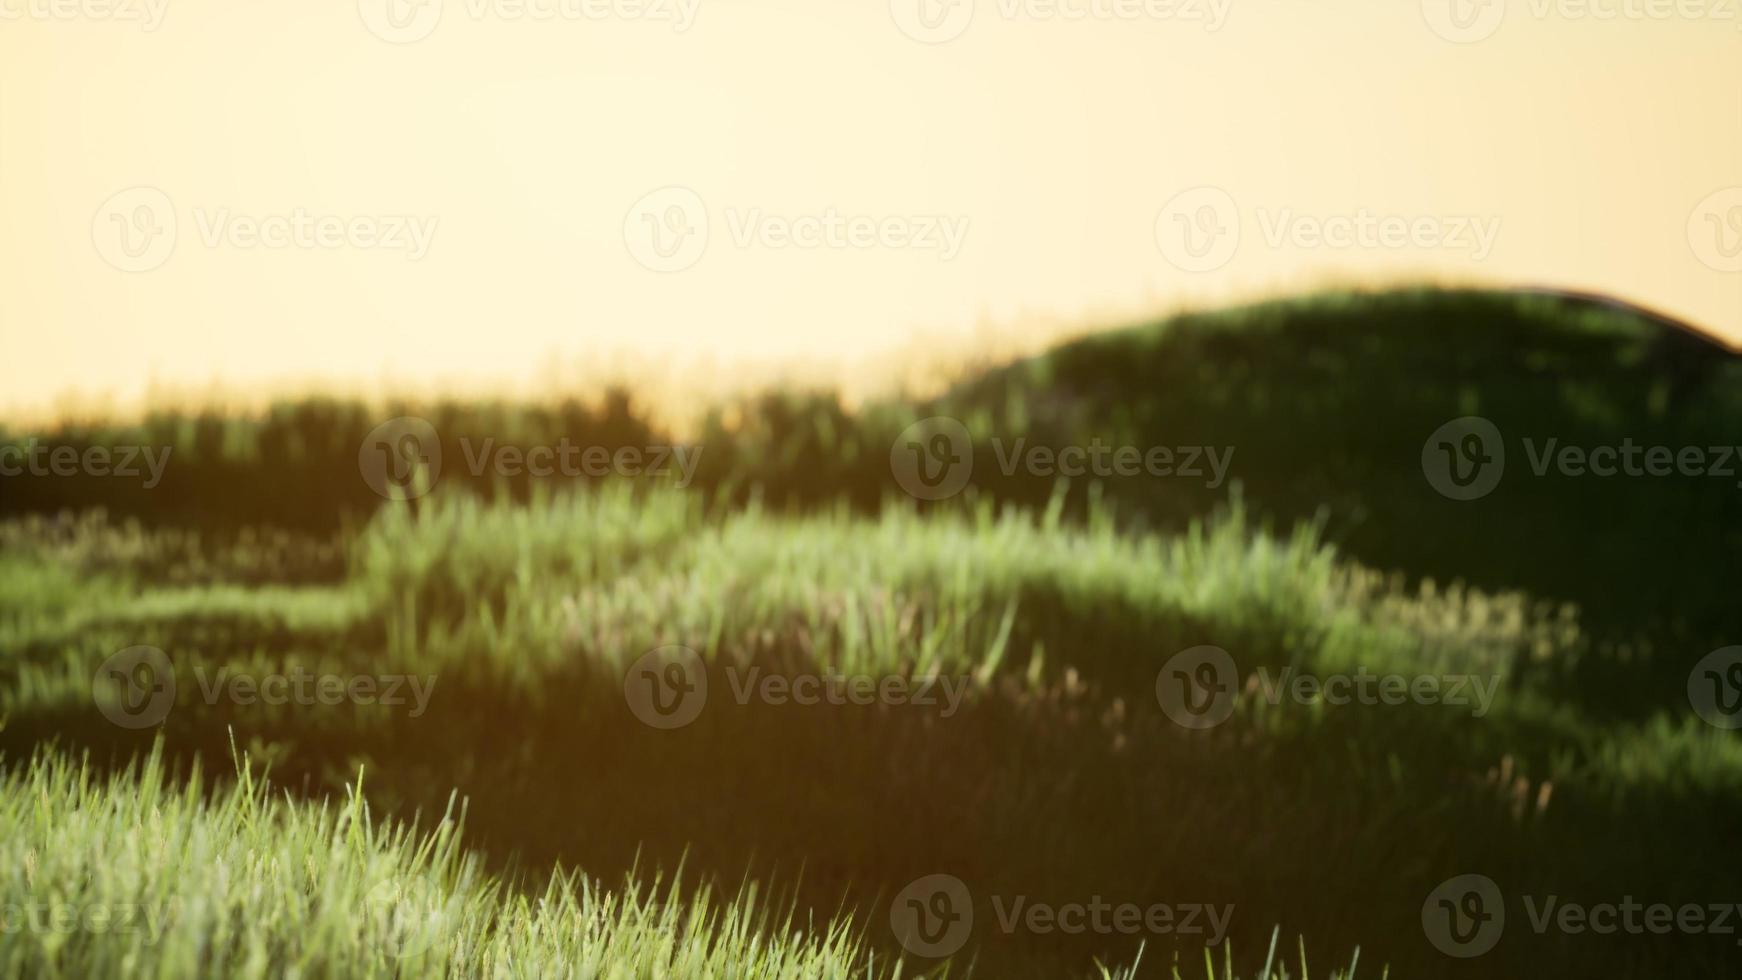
[2,287,1738,977]
[0,741,1381,980]
[0,742,884,979]
[2,482,1737,977]
[9,288,1739,651]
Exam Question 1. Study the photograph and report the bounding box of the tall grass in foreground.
[2,486,1736,977]
[0,743,881,980]
[0,743,1370,980]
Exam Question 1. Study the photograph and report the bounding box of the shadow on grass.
[9,648,1738,980]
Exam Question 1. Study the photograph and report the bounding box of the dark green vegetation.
[1,288,1737,977]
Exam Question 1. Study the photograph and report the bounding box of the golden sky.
[2,0,1738,418]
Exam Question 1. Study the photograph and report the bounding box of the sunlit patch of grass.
[0,742,887,980]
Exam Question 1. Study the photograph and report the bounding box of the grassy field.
[1,288,1737,977]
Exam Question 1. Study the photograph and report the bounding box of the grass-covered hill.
[8,287,1736,708]
[1,287,1737,978]
[7,288,1737,636]
[933,289,1741,638]
[3,487,1736,977]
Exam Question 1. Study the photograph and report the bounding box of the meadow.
[1,288,1738,978]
